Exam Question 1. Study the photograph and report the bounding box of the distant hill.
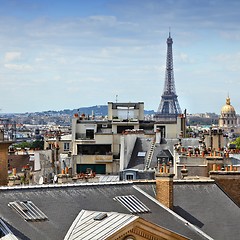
[41,105,155,117]
[0,105,155,119]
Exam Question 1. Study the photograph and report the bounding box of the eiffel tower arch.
[155,32,181,120]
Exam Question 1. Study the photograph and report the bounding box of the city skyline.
[0,0,240,114]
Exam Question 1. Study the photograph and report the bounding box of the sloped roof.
[174,181,240,240]
[64,210,138,240]
[150,138,199,169]
[65,210,192,240]
[136,180,240,240]
[0,182,206,240]
[127,137,151,170]
[156,149,173,159]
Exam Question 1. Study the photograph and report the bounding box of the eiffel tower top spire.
[155,32,181,119]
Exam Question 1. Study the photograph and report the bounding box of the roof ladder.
[145,140,155,170]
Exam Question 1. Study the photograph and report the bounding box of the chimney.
[0,141,13,186]
[156,173,175,209]
[155,128,161,144]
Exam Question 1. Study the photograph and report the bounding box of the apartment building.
[71,102,186,175]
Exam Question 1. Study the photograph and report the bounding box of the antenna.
[53,175,58,183]
[39,176,44,185]
[169,27,171,37]
[116,94,118,103]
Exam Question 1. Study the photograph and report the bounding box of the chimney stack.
[156,173,175,209]
[155,128,161,144]
[0,141,13,186]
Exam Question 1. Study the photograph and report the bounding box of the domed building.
[219,96,237,130]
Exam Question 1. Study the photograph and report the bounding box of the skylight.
[137,152,146,157]
[8,201,48,222]
[113,195,150,214]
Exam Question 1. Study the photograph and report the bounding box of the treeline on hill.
[13,140,44,150]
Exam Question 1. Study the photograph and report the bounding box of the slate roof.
[136,180,240,240]
[174,181,240,240]
[127,138,199,170]
[0,182,207,240]
[127,137,151,169]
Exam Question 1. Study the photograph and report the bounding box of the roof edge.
[0,181,133,191]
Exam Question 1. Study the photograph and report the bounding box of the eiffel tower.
[155,32,181,120]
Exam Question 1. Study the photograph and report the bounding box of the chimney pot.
[212,163,216,171]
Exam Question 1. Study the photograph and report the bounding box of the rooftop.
[0,181,210,240]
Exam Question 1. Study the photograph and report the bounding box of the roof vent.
[93,212,108,221]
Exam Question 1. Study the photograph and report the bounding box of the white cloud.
[66,86,80,93]
[4,52,22,62]
[212,52,240,72]
[4,63,33,71]
[177,53,194,63]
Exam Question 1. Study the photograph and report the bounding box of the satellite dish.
[53,175,58,183]
[39,176,44,185]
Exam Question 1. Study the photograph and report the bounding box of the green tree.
[231,137,240,149]
[31,140,44,150]
[14,140,44,150]
[14,142,32,149]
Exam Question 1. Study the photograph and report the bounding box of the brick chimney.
[0,141,13,186]
[156,173,175,209]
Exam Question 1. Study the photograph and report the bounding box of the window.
[8,201,48,221]
[113,195,150,214]
[126,174,134,180]
[86,129,94,139]
[156,126,166,138]
[137,152,146,157]
[64,142,70,151]
[77,144,111,155]
[117,125,134,134]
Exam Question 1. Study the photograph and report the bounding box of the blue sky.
[0,0,240,114]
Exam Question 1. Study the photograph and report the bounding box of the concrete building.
[71,102,186,176]
[44,133,72,174]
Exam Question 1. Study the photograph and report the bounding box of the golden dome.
[221,97,236,114]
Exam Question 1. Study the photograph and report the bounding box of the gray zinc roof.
[136,180,240,240]
[127,137,151,170]
[64,210,138,240]
[0,182,207,240]
[174,181,240,240]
